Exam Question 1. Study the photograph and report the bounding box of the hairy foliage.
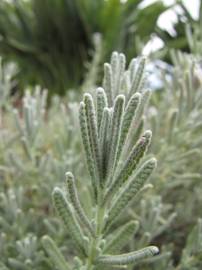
[42,53,159,269]
[0,50,202,270]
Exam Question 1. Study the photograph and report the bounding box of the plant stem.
[86,195,105,270]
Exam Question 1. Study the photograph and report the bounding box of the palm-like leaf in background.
[0,0,168,95]
[0,0,91,95]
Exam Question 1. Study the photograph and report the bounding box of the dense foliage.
[0,0,199,94]
[0,2,202,269]
[0,45,202,269]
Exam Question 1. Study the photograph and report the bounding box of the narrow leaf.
[104,130,152,203]
[97,246,159,265]
[66,172,95,237]
[52,187,85,254]
[84,94,102,185]
[116,53,126,95]
[106,95,125,181]
[103,63,113,107]
[132,89,151,130]
[42,235,71,270]
[104,221,139,253]
[79,101,97,198]
[116,92,141,163]
[127,57,146,100]
[99,107,111,183]
[96,87,108,132]
[106,158,157,229]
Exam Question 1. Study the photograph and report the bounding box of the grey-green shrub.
[42,53,159,269]
[0,50,202,270]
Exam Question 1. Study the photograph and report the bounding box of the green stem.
[86,197,105,270]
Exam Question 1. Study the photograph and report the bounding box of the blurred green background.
[0,0,201,95]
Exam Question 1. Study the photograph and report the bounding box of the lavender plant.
[1,50,201,270]
[142,49,202,269]
[1,87,50,183]
[149,50,202,221]
[50,100,84,184]
[42,53,159,269]
[0,187,45,269]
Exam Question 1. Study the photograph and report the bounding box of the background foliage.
[0,0,200,94]
[0,0,202,269]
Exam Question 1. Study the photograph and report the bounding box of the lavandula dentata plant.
[42,52,159,269]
